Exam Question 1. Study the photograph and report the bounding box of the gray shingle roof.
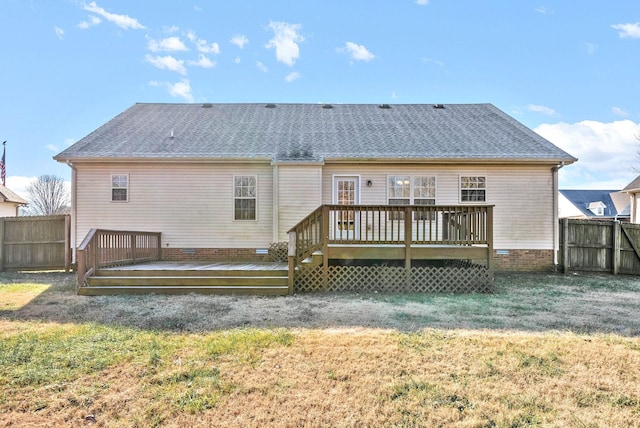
[54,103,577,163]
[559,189,628,218]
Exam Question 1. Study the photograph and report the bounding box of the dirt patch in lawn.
[1,271,639,335]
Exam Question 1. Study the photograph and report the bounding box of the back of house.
[55,102,576,271]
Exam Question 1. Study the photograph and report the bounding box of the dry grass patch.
[1,326,639,427]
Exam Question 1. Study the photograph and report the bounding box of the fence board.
[559,219,640,275]
[0,215,71,271]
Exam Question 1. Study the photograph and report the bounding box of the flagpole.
[1,141,6,186]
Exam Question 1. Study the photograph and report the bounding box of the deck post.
[487,206,494,271]
[322,205,330,289]
[404,206,412,289]
[288,231,296,294]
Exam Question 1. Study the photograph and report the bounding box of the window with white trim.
[387,175,436,220]
[460,176,486,202]
[111,174,128,202]
[234,176,257,220]
[413,176,436,219]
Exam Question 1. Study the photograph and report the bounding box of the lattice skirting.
[294,264,494,293]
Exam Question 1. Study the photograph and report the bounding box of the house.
[54,103,576,294]
[0,184,28,217]
[559,189,630,221]
[622,175,640,224]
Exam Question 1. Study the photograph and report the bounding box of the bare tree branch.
[24,175,70,216]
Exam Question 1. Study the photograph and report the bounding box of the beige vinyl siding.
[322,163,556,250]
[276,165,322,241]
[74,162,273,249]
[0,203,19,217]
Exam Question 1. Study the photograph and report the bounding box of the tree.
[24,175,70,216]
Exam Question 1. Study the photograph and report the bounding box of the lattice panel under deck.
[294,264,493,293]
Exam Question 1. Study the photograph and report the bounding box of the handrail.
[288,204,494,267]
[76,229,162,289]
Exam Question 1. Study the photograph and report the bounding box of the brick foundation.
[162,248,270,262]
[492,249,555,272]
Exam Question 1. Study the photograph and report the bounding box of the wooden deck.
[75,205,494,295]
[80,261,290,296]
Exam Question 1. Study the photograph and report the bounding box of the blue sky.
[2,0,640,199]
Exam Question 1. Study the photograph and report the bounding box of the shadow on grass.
[1,270,639,336]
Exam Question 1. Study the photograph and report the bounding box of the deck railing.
[76,229,161,288]
[288,204,493,265]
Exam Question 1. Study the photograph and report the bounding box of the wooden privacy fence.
[76,229,162,287]
[559,218,640,275]
[0,215,71,272]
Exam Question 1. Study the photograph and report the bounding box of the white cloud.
[147,36,189,52]
[422,57,445,67]
[6,176,37,200]
[612,106,629,117]
[46,144,59,152]
[78,15,101,29]
[145,54,187,75]
[54,27,64,39]
[64,138,75,146]
[611,22,640,39]
[149,79,193,102]
[256,61,268,72]
[230,34,249,49]
[187,31,220,54]
[527,104,557,116]
[338,42,376,62]
[83,2,145,30]
[535,6,548,14]
[285,71,301,82]
[168,79,193,102]
[391,91,397,100]
[234,56,241,64]
[535,120,640,189]
[188,54,215,68]
[415,0,429,5]
[265,21,304,66]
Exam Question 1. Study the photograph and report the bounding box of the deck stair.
[79,262,289,296]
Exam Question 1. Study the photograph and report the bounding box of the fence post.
[64,215,71,272]
[0,218,4,272]
[562,218,569,274]
[404,206,412,289]
[612,221,620,275]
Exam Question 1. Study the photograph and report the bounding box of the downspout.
[272,162,279,243]
[66,161,77,263]
[552,162,565,266]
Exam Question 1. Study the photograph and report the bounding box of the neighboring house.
[54,103,576,271]
[0,185,28,217]
[622,175,640,224]
[559,189,630,221]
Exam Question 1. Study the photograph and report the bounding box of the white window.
[111,174,128,202]
[413,176,436,219]
[387,175,436,220]
[234,176,257,220]
[460,176,486,202]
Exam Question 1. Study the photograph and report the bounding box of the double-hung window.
[413,176,436,219]
[387,175,436,220]
[387,176,410,220]
[111,174,128,202]
[234,176,257,220]
[460,176,486,202]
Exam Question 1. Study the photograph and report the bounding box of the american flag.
[1,142,5,186]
